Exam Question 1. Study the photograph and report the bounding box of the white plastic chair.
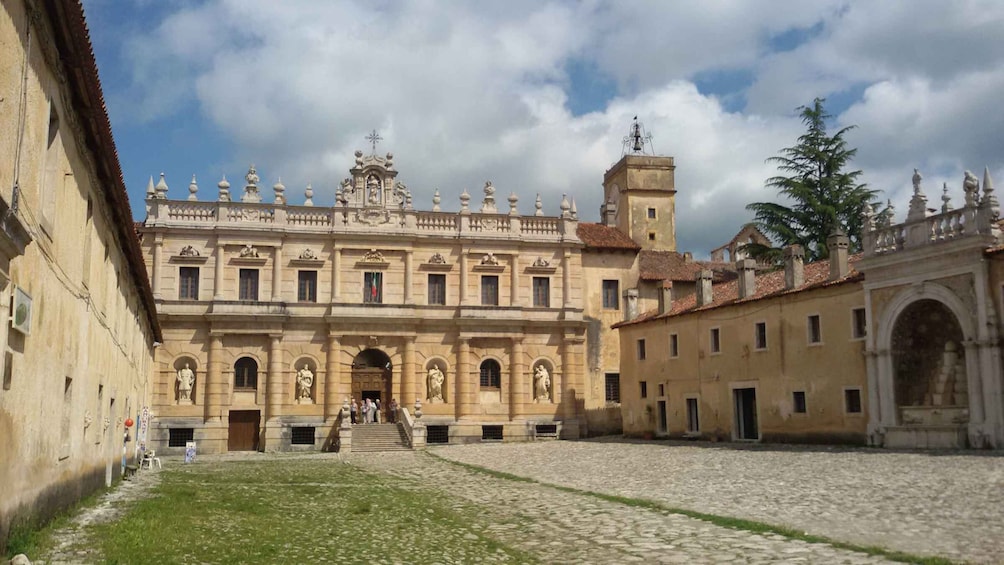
[141,450,162,470]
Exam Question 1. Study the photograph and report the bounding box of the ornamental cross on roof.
[365,129,383,154]
[622,116,654,156]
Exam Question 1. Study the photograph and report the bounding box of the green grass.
[44,459,536,564]
[431,453,957,565]
[4,480,116,559]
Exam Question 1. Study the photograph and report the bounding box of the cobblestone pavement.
[352,451,897,564]
[424,439,1004,564]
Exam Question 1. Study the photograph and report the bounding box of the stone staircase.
[351,423,411,452]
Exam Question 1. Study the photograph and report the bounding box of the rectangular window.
[710,328,721,354]
[168,428,194,447]
[793,391,807,414]
[364,272,383,304]
[852,308,867,339]
[428,274,446,305]
[845,388,863,414]
[640,381,648,399]
[658,383,665,397]
[602,280,619,309]
[291,427,315,445]
[669,334,679,358]
[637,339,647,360]
[808,314,822,344]
[179,267,199,300]
[481,425,504,441]
[532,277,550,307]
[647,207,656,219]
[297,270,317,302]
[481,275,499,306]
[238,269,259,301]
[754,322,767,350]
[604,373,620,402]
[686,398,699,432]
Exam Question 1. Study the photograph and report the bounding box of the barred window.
[479,359,501,388]
[604,373,620,402]
[481,275,499,306]
[298,271,317,302]
[532,277,550,307]
[238,269,259,301]
[428,274,446,305]
[179,267,199,300]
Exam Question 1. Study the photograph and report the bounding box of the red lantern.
[124,418,134,428]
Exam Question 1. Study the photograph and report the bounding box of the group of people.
[349,397,398,424]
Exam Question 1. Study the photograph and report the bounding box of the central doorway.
[733,388,758,440]
[228,410,260,451]
[351,349,392,421]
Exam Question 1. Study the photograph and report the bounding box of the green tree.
[745,98,877,264]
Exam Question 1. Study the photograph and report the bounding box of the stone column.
[509,337,524,420]
[267,335,283,421]
[331,245,341,302]
[510,254,520,306]
[402,336,416,409]
[206,333,223,421]
[459,252,469,305]
[456,337,470,419]
[271,245,282,301]
[152,239,163,299]
[562,250,572,308]
[324,334,340,421]
[213,243,225,300]
[404,251,414,305]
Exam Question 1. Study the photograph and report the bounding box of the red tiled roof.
[576,223,641,251]
[638,250,734,282]
[615,254,864,328]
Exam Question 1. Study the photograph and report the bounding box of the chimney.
[658,281,673,315]
[603,198,617,226]
[696,270,713,307]
[737,259,757,299]
[623,288,639,321]
[783,245,805,289]
[827,230,850,280]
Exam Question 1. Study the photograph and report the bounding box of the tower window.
[647,207,656,219]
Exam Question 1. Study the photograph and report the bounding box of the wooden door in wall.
[228,410,260,451]
[352,369,392,418]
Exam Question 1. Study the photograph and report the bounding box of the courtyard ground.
[24,438,1000,564]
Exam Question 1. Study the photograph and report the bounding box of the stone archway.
[891,299,968,425]
[351,349,392,421]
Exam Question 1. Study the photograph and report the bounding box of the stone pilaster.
[152,239,163,299]
[562,251,572,308]
[459,252,469,305]
[510,254,520,306]
[213,243,225,299]
[456,337,470,419]
[509,337,524,420]
[404,251,414,304]
[402,336,416,409]
[206,333,223,421]
[331,245,341,302]
[265,334,284,452]
[271,245,282,301]
[324,334,341,421]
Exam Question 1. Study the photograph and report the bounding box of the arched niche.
[531,358,554,403]
[293,357,317,404]
[173,356,198,404]
[891,299,967,413]
[425,358,448,403]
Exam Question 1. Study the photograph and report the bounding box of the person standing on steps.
[350,398,358,424]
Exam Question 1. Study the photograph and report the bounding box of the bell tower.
[601,118,677,251]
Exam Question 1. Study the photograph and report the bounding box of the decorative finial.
[188,175,198,201]
[365,129,383,154]
[304,183,314,207]
[535,193,543,216]
[963,170,979,208]
[460,188,471,212]
[560,193,571,218]
[217,175,231,202]
[941,182,952,213]
[981,166,998,219]
[273,177,286,204]
[570,197,578,220]
[146,176,155,198]
[508,192,518,216]
[432,189,441,212]
[154,172,169,199]
[622,116,654,156]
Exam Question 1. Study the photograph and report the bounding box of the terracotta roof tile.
[638,250,735,282]
[616,254,863,328]
[576,223,641,251]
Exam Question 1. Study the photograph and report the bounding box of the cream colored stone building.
[0,0,160,551]
[141,143,698,452]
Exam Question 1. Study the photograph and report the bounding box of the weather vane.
[365,129,383,154]
[622,116,654,156]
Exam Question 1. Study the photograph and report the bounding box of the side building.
[616,238,868,444]
[0,0,160,551]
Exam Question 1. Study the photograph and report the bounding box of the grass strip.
[428,452,957,565]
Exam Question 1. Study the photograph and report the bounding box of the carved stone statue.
[532,256,550,268]
[179,245,200,257]
[429,252,447,264]
[177,363,195,404]
[427,365,445,403]
[363,249,385,262]
[964,170,979,207]
[481,252,499,266]
[296,364,314,403]
[533,364,550,403]
[299,248,317,260]
[239,244,259,258]
[367,174,381,205]
[929,341,968,406]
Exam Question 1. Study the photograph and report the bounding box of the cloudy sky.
[81,0,1004,257]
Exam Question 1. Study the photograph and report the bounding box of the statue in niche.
[179,245,200,257]
[239,244,259,258]
[296,364,314,403]
[427,365,445,403]
[177,363,195,404]
[367,174,381,205]
[533,364,551,403]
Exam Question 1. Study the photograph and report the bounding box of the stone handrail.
[167,201,217,222]
[400,407,414,446]
[864,205,997,256]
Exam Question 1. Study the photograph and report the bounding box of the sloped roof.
[576,222,641,251]
[638,250,734,282]
[615,254,863,328]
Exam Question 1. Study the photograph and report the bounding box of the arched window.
[479,359,501,389]
[234,357,258,390]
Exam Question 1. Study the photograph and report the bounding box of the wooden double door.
[352,369,392,419]
[228,410,260,451]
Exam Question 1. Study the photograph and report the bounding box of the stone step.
[351,423,411,452]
